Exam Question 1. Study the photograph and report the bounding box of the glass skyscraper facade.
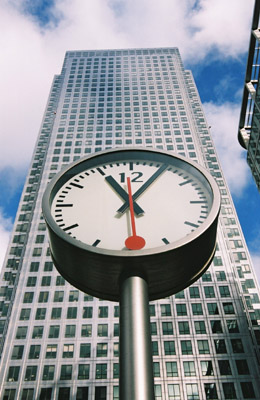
[0,48,260,400]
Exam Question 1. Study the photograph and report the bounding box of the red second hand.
[125,177,146,250]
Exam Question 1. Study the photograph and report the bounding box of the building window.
[218,360,232,375]
[38,291,49,303]
[178,321,190,335]
[16,326,28,339]
[81,324,92,337]
[183,361,196,376]
[204,383,218,399]
[113,363,119,379]
[83,306,93,318]
[214,339,227,354]
[176,304,187,316]
[219,286,231,297]
[166,361,178,377]
[240,382,256,398]
[69,290,79,302]
[63,344,74,358]
[7,366,20,382]
[11,345,24,359]
[223,302,235,314]
[76,387,89,400]
[164,340,176,355]
[3,389,16,400]
[114,323,119,337]
[207,303,219,315]
[67,307,77,319]
[204,286,215,298]
[78,364,90,379]
[60,365,72,380]
[160,304,171,316]
[65,324,76,338]
[235,359,250,375]
[24,365,37,381]
[41,276,51,286]
[153,362,160,377]
[58,388,70,400]
[96,363,107,379]
[222,383,237,399]
[46,345,57,358]
[51,306,62,318]
[191,303,203,315]
[162,321,173,335]
[23,292,34,303]
[194,321,206,334]
[56,276,65,285]
[80,343,91,358]
[201,361,214,376]
[48,325,60,338]
[186,383,199,400]
[154,385,162,399]
[181,340,192,355]
[35,308,46,320]
[54,291,64,302]
[98,306,108,318]
[231,338,244,353]
[21,389,34,400]
[95,387,107,399]
[98,324,108,337]
[152,341,159,356]
[28,344,41,359]
[197,340,210,354]
[210,320,222,333]
[42,365,55,380]
[168,384,181,400]
[44,261,53,271]
[189,287,200,298]
[26,277,37,287]
[97,343,108,357]
[39,388,52,399]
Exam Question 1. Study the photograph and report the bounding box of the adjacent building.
[1,47,260,399]
[238,0,260,191]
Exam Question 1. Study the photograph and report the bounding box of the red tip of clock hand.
[125,177,146,250]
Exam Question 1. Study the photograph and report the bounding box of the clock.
[42,148,220,300]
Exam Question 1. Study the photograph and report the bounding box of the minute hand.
[117,163,168,214]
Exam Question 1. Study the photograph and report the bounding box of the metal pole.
[119,275,155,400]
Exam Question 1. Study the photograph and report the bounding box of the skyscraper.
[0,48,260,400]
[238,0,260,191]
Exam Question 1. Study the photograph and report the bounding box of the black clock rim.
[42,147,221,259]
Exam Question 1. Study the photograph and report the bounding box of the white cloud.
[203,102,250,196]
[0,210,12,272]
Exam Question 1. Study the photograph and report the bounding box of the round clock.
[42,148,220,300]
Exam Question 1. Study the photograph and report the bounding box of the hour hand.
[105,176,144,215]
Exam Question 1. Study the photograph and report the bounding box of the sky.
[0,0,260,280]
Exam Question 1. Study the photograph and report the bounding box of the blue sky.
[1,0,260,279]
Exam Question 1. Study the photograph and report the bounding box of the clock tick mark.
[63,223,79,232]
[129,162,133,170]
[97,167,105,176]
[55,204,73,207]
[185,221,199,228]
[70,182,84,189]
[162,238,170,245]
[179,179,193,186]
[92,239,101,247]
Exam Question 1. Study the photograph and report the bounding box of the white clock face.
[51,156,213,251]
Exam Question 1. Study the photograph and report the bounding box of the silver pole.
[119,275,155,400]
